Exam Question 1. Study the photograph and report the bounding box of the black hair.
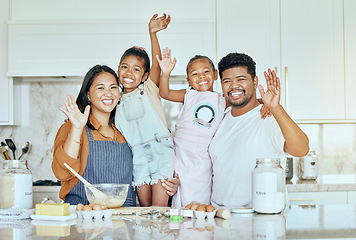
[218,52,256,80]
[186,55,216,76]
[76,65,119,130]
[119,47,150,78]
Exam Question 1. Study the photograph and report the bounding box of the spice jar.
[0,160,33,209]
[298,149,318,180]
[252,158,286,214]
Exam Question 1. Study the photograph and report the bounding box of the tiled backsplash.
[0,81,356,181]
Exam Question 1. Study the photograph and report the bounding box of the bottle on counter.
[252,158,286,214]
[0,160,33,209]
[298,149,318,180]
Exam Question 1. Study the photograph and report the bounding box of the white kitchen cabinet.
[288,191,347,205]
[217,0,350,122]
[8,0,216,77]
[347,191,356,204]
[216,0,281,96]
[344,0,356,119]
[0,0,11,125]
[280,0,344,121]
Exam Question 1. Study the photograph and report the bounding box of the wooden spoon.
[64,163,109,203]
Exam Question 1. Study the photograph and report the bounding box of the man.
[209,53,309,207]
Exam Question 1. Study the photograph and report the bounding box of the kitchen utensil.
[63,163,109,203]
[18,141,30,160]
[5,139,16,160]
[0,146,11,160]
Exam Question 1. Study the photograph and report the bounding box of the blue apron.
[65,125,136,206]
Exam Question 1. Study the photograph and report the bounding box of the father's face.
[221,66,258,108]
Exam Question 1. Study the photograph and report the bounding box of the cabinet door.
[0,0,10,124]
[216,0,280,96]
[281,0,344,120]
[344,0,356,120]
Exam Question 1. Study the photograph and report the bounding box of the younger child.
[115,14,175,207]
[157,48,226,208]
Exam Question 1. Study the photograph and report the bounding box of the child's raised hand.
[149,13,171,34]
[59,95,90,130]
[156,47,176,74]
[260,104,272,119]
[258,69,281,110]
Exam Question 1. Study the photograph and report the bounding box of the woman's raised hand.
[59,95,90,130]
[156,47,176,74]
[149,13,171,33]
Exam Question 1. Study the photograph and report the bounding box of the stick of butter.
[35,203,70,216]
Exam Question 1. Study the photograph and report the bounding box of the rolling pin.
[216,207,231,220]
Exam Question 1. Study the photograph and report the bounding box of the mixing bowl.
[84,183,129,208]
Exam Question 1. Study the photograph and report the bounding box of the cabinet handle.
[290,198,314,201]
[285,66,289,111]
[274,67,278,76]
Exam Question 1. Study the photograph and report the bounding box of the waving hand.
[258,69,281,110]
[59,95,90,130]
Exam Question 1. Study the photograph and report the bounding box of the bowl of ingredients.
[84,183,129,209]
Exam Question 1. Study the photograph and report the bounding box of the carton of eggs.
[76,203,113,220]
[185,203,217,219]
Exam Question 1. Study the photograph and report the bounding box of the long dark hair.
[76,65,119,130]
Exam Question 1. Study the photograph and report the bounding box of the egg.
[76,203,84,211]
[206,205,215,212]
[92,204,102,211]
[82,205,92,211]
[191,204,200,211]
[185,204,192,209]
[196,205,206,212]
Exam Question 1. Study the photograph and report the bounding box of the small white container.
[252,158,286,214]
[298,150,318,180]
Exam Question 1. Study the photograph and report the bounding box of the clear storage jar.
[252,158,285,214]
[0,160,33,209]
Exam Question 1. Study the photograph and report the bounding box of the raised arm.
[156,47,186,103]
[149,13,171,86]
[258,69,309,157]
[59,95,90,159]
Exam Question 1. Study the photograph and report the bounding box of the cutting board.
[112,206,170,215]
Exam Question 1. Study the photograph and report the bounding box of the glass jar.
[0,160,33,209]
[298,149,318,180]
[252,158,286,214]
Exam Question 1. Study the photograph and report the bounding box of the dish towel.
[0,208,35,220]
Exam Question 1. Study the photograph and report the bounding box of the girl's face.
[87,72,120,118]
[118,55,149,93]
[187,58,217,92]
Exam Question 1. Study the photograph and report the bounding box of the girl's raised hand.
[258,69,281,110]
[149,13,171,33]
[59,95,90,130]
[156,47,176,74]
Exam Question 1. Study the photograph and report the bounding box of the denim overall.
[65,125,136,206]
[116,88,174,187]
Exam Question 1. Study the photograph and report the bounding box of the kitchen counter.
[286,174,356,192]
[1,204,356,239]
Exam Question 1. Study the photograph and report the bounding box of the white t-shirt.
[209,104,286,207]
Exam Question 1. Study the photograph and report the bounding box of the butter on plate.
[35,203,70,216]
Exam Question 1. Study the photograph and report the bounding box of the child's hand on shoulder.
[149,13,171,33]
[156,47,176,74]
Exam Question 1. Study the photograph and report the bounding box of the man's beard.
[227,91,253,109]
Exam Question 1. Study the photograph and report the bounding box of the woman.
[52,65,178,206]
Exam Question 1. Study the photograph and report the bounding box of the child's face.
[118,55,148,93]
[186,59,217,92]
